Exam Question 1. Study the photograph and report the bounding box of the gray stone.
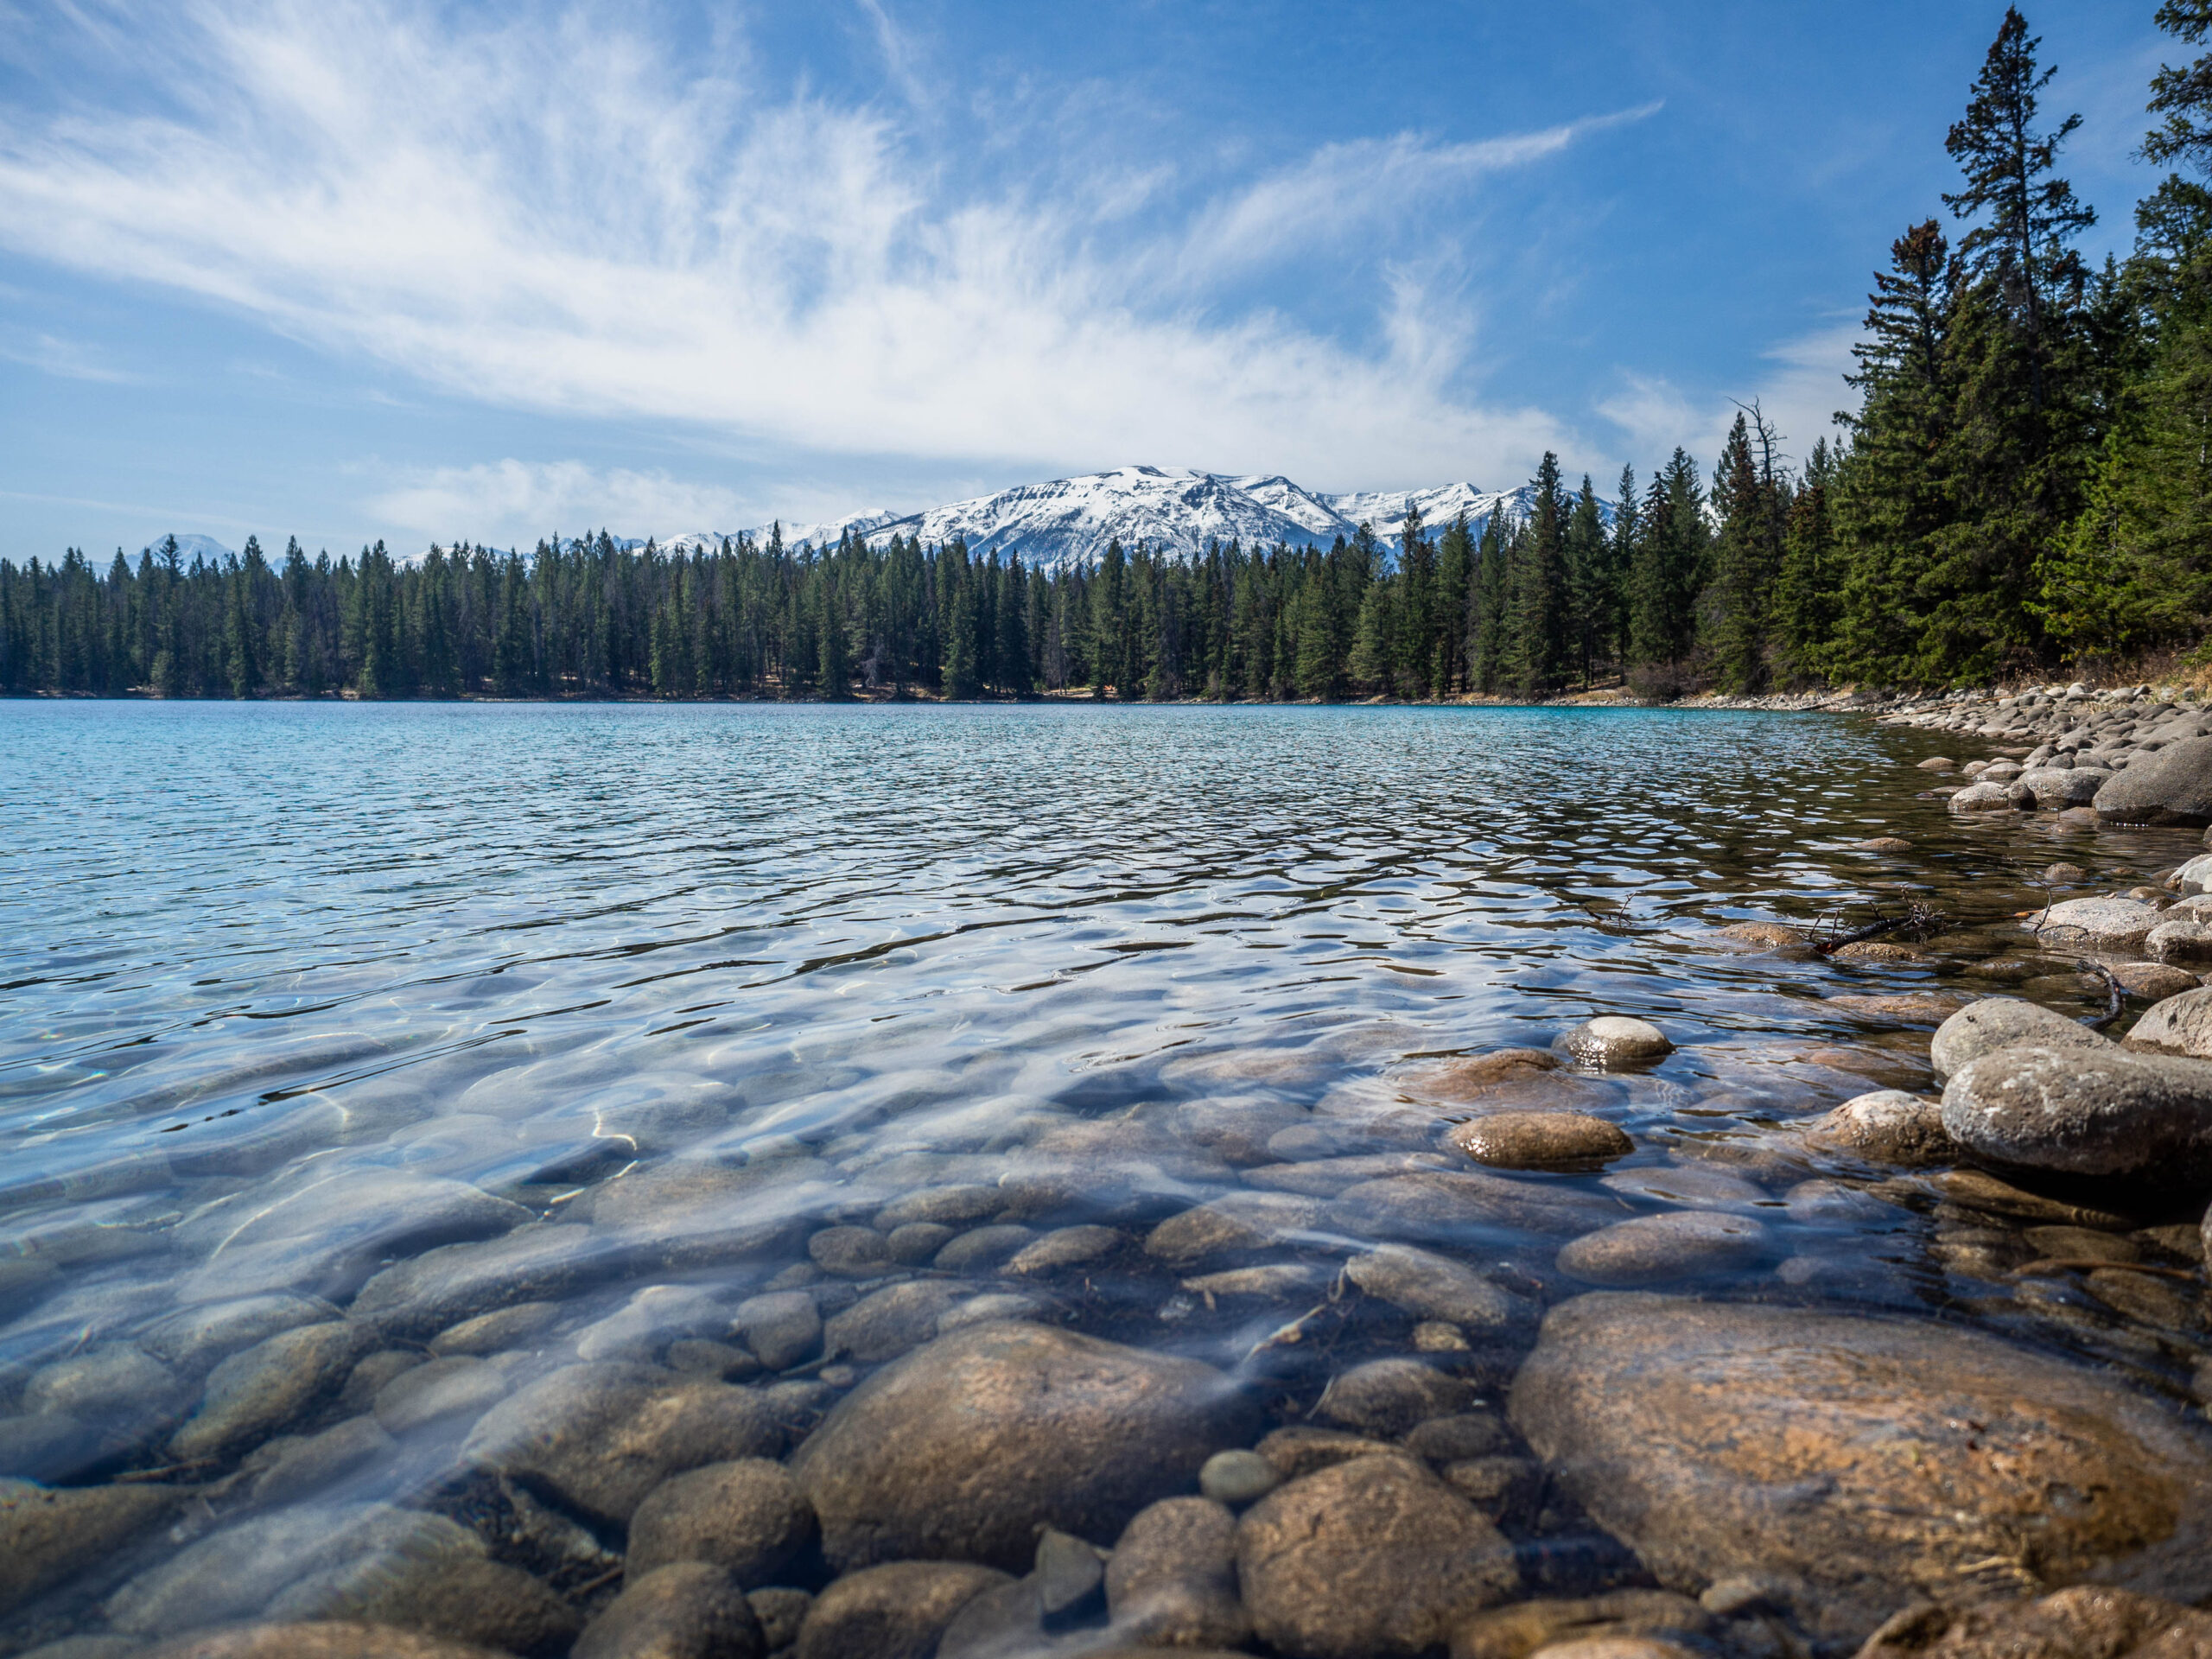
[0,1479,176,1617]
[791,1321,1258,1572]
[245,1414,395,1505]
[141,1626,505,1659]
[351,1224,609,1340]
[169,1320,373,1463]
[427,1301,563,1357]
[1315,1357,1474,1437]
[2110,961,2202,1000]
[807,1226,893,1276]
[575,1286,729,1363]
[1948,781,2017,814]
[1599,1164,1769,1214]
[2015,767,2110,809]
[820,1280,969,1364]
[107,1504,483,1637]
[573,1562,764,1659]
[2130,985,2212,1058]
[1243,1152,1452,1196]
[1001,1226,1124,1275]
[1403,1412,1511,1462]
[792,1561,1010,1659]
[138,1294,338,1373]
[463,1364,783,1527]
[883,1223,956,1264]
[25,1346,175,1423]
[731,1292,822,1371]
[2025,897,2164,953]
[1198,1449,1279,1505]
[1450,1592,1714,1659]
[1555,1017,1672,1067]
[340,1350,423,1413]
[1508,1293,2212,1645]
[268,1553,580,1658]
[1143,1192,1327,1266]
[2095,735,2212,824]
[1942,1043,2212,1185]
[1805,1090,1955,1166]
[932,1225,1034,1274]
[1236,1455,1517,1659]
[627,1459,817,1585]
[1344,1244,1521,1329]
[2173,852,2212,895]
[579,1161,820,1271]
[373,1355,509,1434]
[1105,1497,1249,1649]
[1326,1170,1619,1244]
[1447,1111,1633,1170]
[1930,997,2111,1083]
[2149,919,2212,966]
[874,1185,1005,1230]
[1555,1211,1767,1287]
[189,1170,529,1302]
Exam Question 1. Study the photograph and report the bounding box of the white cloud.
[0,327,139,382]
[1596,323,1858,480]
[371,461,753,547]
[0,0,1631,494]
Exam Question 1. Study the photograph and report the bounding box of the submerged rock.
[1236,1455,1517,1659]
[463,1365,783,1527]
[1942,1043,2212,1185]
[792,1561,1009,1659]
[169,1319,374,1462]
[626,1459,817,1585]
[572,1562,764,1659]
[1948,781,2016,815]
[1451,1591,1714,1659]
[1344,1243,1522,1329]
[1315,1358,1476,1438]
[1929,998,2109,1083]
[1105,1497,1249,1649]
[1447,1112,1633,1170]
[1855,1585,2212,1658]
[791,1321,1257,1572]
[1554,1212,1767,1287]
[1508,1294,2212,1644]
[143,1626,507,1659]
[0,1479,177,1617]
[1327,1170,1619,1244]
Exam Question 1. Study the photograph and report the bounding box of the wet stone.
[1237,1455,1519,1659]
[1856,1584,2212,1659]
[428,1301,562,1357]
[748,1589,811,1655]
[2111,961,2202,1000]
[1330,1169,1618,1244]
[169,1319,373,1463]
[1105,1497,1250,1649]
[270,1553,581,1658]
[1181,1262,1330,1302]
[2127,985,2212,1058]
[1001,1225,1124,1275]
[807,1226,893,1276]
[2084,1267,2202,1330]
[791,1321,1259,1572]
[873,1185,1005,1231]
[1198,1448,1279,1505]
[1600,1163,1767,1214]
[1255,1425,1400,1480]
[1714,921,1804,948]
[1448,1112,1632,1171]
[1942,1043,2212,1185]
[572,1562,764,1659]
[2027,897,2164,953]
[1316,1357,1476,1438]
[820,1279,969,1363]
[0,1479,177,1618]
[1555,1018,1672,1068]
[730,1292,822,1372]
[1344,1244,1521,1329]
[342,1350,425,1413]
[1449,1592,1715,1659]
[1930,997,2111,1082]
[373,1355,509,1434]
[1508,1293,2212,1645]
[1554,1212,1768,1287]
[351,1224,609,1341]
[626,1459,817,1585]
[792,1561,1010,1659]
[245,1414,395,1506]
[1805,1090,1955,1166]
[463,1364,783,1527]
[1143,1192,1326,1267]
[932,1224,1033,1273]
[575,1285,729,1363]
[883,1223,955,1263]
[140,1626,509,1659]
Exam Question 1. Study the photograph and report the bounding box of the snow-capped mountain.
[141,533,238,564]
[729,466,1568,569]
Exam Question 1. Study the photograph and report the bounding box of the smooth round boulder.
[2015,767,2110,809]
[2025,898,2163,953]
[1344,1244,1521,1330]
[572,1562,765,1659]
[1314,1358,1474,1438]
[462,1366,783,1527]
[1106,1497,1250,1649]
[1236,1455,1518,1659]
[1555,1212,1766,1287]
[626,1459,817,1585]
[792,1562,1009,1659]
[2129,986,2212,1058]
[1942,1043,2212,1186]
[1508,1293,2212,1645]
[2094,735,2212,824]
[789,1322,1258,1572]
[1803,1091,1955,1167]
[1555,1019,1672,1068]
[1930,998,2109,1083]
[1948,781,2016,814]
[1448,1112,1632,1170]
[2148,920,2212,965]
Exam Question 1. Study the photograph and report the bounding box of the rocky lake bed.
[6,696,2212,1659]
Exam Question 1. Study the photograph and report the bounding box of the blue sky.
[0,0,2177,562]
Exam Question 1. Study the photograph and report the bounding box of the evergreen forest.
[6,6,2212,702]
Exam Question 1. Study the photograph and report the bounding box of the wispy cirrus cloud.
[0,0,1643,505]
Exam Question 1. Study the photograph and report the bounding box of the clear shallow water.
[2,701,2208,1650]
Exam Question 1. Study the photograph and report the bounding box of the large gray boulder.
[1929,998,2109,1083]
[1942,1043,2212,1185]
[2128,986,2212,1058]
[2096,735,2212,824]
[2012,766,2110,809]
[790,1322,1257,1572]
[1508,1294,2212,1646]
[2023,899,2164,953]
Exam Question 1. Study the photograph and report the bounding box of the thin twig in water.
[2075,958,2124,1030]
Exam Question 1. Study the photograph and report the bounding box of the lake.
[2,700,2208,1657]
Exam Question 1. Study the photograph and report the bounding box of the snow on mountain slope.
[141,533,238,564]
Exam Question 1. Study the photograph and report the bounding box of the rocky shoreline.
[8,706,2212,1659]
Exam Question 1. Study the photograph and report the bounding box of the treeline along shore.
[10,6,2212,706]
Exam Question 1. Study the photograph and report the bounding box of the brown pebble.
[1446,1112,1632,1171]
